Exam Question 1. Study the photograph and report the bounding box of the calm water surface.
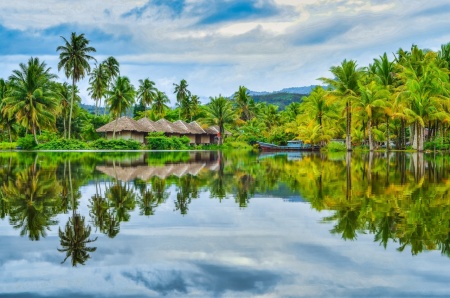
[1,151,450,297]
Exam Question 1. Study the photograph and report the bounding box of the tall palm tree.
[102,56,120,84]
[88,63,108,115]
[0,79,15,142]
[354,80,390,151]
[320,59,362,151]
[233,85,255,121]
[203,96,235,145]
[54,82,80,139]
[105,76,136,138]
[189,94,201,121]
[57,32,96,139]
[137,78,157,109]
[3,57,58,144]
[152,91,170,119]
[174,79,191,119]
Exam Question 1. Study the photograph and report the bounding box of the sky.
[1,0,450,106]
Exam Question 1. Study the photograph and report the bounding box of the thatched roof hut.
[96,116,150,133]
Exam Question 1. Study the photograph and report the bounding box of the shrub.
[323,141,346,152]
[17,135,37,150]
[0,142,18,150]
[146,133,190,150]
[91,138,142,150]
[425,138,450,151]
[36,139,90,150]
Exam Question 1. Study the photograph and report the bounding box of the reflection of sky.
[1,184,450,297]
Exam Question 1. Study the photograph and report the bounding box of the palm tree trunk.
[8,127,12,143]
[386,115,390,151]
[69,76,75,139]
[368,118,373,151]
[113,115,118,138]
[33,124,39,145]
[346,100,352,151]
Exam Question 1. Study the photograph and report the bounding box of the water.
[1,151,450,297]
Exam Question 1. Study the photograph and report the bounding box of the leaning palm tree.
[105,76,136,138]
[202,96,236,145]
[57,32,96,139]
[152,91,170,119]
[3,57,58,144]
[137,78,157,109]
[173,79,191,119]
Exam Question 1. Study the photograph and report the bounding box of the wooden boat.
[257,140,317,152]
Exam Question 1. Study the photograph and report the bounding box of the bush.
[324,141,346,152]
[17,135,37,150]
[36,139,90,150]
[425,138,450,151]
[0,142,18,150]
[91,138,142,150]
[146,133,190,150]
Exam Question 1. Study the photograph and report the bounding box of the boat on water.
[257,140,318,152]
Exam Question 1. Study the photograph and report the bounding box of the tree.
[174,79,191,119]
[137,78,157,109]
[354,80,390,151]
[57,32,96,139]
[233,85,256,121]
[105,76,136,138]
[203,96,235,144]
[320,59,362,151]
[0,79,16,142]
[88,63,108,115]
[152,91,170,119]
[3,57,58,144]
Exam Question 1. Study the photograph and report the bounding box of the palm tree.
[101,56,120,113]
[57,32,96,139]
[0,79,15,142]
[152,91,170,119]
[3,57,58,144]
[203,96,235,145]
[105,76,136,138]
[137,78,157,109]
[233,85,255,121]
[88,63,108,115]
[174,79,191,119]
[320,59,362,151]
[55,82,80,139]
[354,80,390,151]
[189,94,201,121]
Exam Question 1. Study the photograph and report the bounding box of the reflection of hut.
[96,162,217,181]
[96,116,151,143]
[98,116,230,145]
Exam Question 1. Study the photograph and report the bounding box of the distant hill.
[247,85,320,110]
[251,92,306,110]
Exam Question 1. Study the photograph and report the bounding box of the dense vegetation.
[1,32,450,152]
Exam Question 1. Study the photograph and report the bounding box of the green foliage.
[424,138,450,151]
[36,139,90,150]
[17,135,37,149]
[91,138,142,150]
[324,141,346,152]
[0,142,17,150]
[222,141,253,150]
[146,133,190,150]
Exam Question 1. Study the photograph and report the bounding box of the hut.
[96,116,151,143]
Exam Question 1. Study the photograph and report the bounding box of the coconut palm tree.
[105,76,136,138]
[354,80,390,151]
[203,96,236,145]
[174,79,191,119]
[0,79,16,142]
[152,91,170,119]
[54,82,80,139]
[137,78,157,109]
[189,94,201,121]
[57,32,96,139]
[88,63,108,115]
[233,85,256,121]
[320,59,362,151]
[3,57,58,144]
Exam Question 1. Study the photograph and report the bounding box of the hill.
[251,92,307,110]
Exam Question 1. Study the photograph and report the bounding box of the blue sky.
[1,0,450,105]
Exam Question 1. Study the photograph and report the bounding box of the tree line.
[1,32,450,151]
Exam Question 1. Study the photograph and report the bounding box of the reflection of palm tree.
[58,214,97,266]
[58,159,97,266]
[3,164,60,240]
[106,181,136,222]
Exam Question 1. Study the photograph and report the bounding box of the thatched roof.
[136,118,159,132]
[96,116,150,133]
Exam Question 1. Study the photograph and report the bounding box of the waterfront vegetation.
[2,151,450,266]
[1,33,450,151]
